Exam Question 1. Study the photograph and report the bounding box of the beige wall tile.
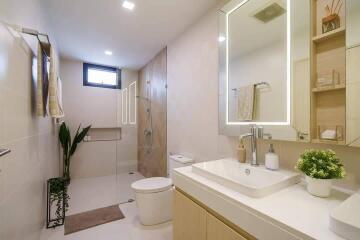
[0,160,4,203]
[0,88,5,145]
[0,9,59,240]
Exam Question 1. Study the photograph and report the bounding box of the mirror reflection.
[228,0,288,123]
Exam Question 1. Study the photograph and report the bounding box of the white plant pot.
[305,176,332,198]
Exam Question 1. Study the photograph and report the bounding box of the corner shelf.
[312,27,346,43]
[312,84,346,93]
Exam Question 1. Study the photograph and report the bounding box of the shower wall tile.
[138,48,167,177]
[70,141,117,179]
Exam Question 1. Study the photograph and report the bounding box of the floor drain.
[129,172,134,175]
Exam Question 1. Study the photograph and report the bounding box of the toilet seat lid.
[131,177,173,193]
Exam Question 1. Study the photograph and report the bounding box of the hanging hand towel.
[36,42,49,117]
[237,84,256,121]
[49,46,65,118]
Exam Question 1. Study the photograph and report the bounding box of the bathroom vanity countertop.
[173,166,350,240]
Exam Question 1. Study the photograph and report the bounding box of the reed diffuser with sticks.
[322,0,343,33]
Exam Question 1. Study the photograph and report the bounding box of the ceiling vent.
[253,2,286,23]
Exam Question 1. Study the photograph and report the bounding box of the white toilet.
[131,154,194,226]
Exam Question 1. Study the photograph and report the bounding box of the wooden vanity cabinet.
[207,213,247,240]
[173,189,255,240]
[173,189,207,240]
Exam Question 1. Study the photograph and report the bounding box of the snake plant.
[59,122,91,183]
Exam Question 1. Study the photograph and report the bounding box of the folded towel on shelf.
[36,42,49,117]
[49,45,65,118]
[237,84,256,121]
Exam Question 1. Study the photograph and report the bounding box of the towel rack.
[14,25,51,58]
[0,149,11,157]
[231,82,270,92]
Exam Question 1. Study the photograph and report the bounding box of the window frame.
[83,63,121,89]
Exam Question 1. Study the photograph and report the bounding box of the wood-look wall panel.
[138,48,167,177]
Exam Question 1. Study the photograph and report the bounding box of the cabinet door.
[173,190,206,240]
[293,59,310,141]
[207,213,247,240]
[346,46,360,147]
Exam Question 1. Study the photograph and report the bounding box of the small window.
[83,63,121,89]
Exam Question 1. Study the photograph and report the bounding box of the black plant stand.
[46,178,66,228]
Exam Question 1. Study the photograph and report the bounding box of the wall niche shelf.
[83,127,121,142]
[310,0,346,145]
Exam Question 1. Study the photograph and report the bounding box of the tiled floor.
[40,172,173,240]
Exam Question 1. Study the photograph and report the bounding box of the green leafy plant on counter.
[59,122,91,183]
[295,149,346,179]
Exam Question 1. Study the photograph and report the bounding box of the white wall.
[0,1,60,240]
[167,1,237,163]
[167,1,360,191]
[60,59,137,179]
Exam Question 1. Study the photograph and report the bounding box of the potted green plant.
[295,149,346,197]
[47,177,69,228]
[59,122,91,183]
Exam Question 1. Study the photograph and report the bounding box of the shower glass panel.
[116,73,142,204]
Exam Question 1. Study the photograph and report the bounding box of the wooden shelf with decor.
[310,0,346,145]
[312,26,345,43]
[312,83,345,93]
[312,139,346,145]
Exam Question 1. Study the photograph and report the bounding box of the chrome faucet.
[240,126,272,166]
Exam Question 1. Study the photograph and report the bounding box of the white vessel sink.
[330,191,360,240]
[192,158,300,198]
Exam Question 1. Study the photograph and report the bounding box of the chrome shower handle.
[144,129,152,136]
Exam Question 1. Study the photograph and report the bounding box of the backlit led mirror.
[219,0,310,141]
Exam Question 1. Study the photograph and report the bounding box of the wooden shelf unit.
[312,26,346,43]
[312,83,346,93]
[312,139,346,145]
[310,0,346,145]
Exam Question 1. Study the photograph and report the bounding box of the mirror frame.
[218,0,298,140]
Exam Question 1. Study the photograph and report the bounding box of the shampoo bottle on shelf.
[265,143,279,170]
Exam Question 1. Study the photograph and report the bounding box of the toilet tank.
[168,154,194,179]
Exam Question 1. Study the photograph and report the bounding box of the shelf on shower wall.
[83,127,122,142]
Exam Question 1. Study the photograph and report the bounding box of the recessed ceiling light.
[104,50,113,56]
[122,1,135,10]
[218,36,226,42]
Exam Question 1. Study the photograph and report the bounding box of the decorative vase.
[305,175,332,197]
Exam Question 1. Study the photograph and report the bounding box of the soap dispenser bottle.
[265,143,279,170]
[237,138,246,163]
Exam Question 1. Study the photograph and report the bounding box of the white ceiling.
[43,0,219,70]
